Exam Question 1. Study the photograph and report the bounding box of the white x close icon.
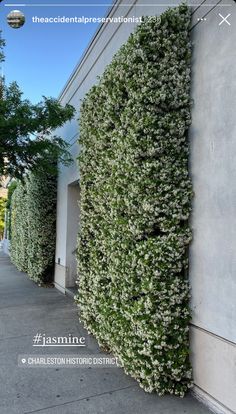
[218,13,231,26]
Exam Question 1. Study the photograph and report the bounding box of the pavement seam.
[23,385,136,414]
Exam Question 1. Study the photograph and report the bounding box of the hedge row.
[76,4,193,396]
[11,171,57,284]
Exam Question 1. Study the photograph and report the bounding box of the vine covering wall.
[77,4,192,396]
[11,172,57,284]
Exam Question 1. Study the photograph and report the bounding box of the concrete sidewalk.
[0,249,211,414]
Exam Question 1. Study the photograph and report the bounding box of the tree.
[0,32,75,178]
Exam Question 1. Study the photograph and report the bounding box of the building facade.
[54,1,236,412]
[0,176,9,198]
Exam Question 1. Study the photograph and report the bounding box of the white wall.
[189,1,236,412]
[66,182,80,288]
[54,0,236,412]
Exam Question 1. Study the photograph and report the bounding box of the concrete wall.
[54,0,236,412]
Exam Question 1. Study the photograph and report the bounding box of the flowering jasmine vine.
[10,171,57,284]
[76,4,193,396]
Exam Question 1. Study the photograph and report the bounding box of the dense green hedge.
[11,172,57,284]
[77,4,192,396]
[5,181,17,240]
[11,183,29,271]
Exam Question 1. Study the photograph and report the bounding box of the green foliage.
[6,181,17,210]
[77,5,192,396]
[0,81,75,178]
[11,183,29,271]
[5,181,17,240]
[0,30,75,178]
[0,196,6,238]
[10,171,57,283]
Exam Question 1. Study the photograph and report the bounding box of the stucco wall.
[55,0,236,411]
[189,1,236,412]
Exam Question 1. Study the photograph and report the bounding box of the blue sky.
[0,0,113,103]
